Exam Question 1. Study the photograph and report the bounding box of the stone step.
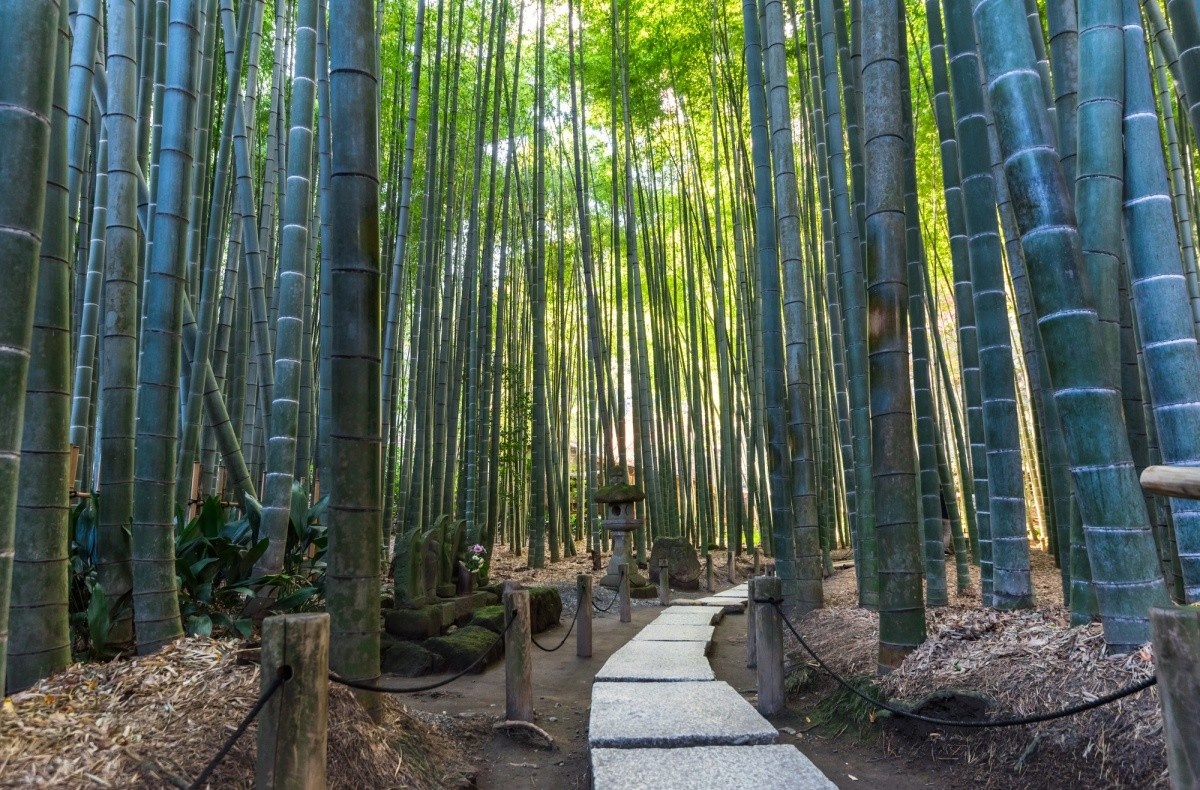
[655,606,724,626]
[589,681,778,748]
[671,597,747,612]
[632,623,715,645]
[591,745,837,790]
[709,585,750,599]
[595,640,714,682]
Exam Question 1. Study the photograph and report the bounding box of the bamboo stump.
[658,560,670,606]
[1150,606,1200,789]
[754,576,784,715]
[504,589,534,722]
[577,573,592,658]
[257,613,329,789]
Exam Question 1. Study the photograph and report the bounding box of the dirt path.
[399,587,968,789]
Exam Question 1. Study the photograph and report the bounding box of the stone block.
[656,607,724,626]
[423,624,504,672]
[381,640,445,677]
[588,681,778,748]
[594,641,714,682]
[383,605,442,640]
[528,586,563,633]
[632,623,715,644]
[591,746,835,790]
[469,604,507,634]
[649,536,702,590]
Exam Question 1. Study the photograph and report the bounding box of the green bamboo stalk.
[973,0,1170,649]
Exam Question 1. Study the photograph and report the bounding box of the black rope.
[532,599,581,652]
[329,612,517,694]
[770,601,1157,729]
[593,587,617,612]
[189,673,287,789]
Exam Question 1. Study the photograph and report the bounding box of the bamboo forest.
[4,0,1200,785]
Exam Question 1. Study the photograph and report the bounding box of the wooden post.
[619,563,631,623]
[257,613,329,790]
[577,574,593,657]
[705,552,714,592]
[746,577,757,668]
[216,465,228,503]
[186,461,203,521]
[1150,606,1200,789]
[727,549,736,584]
[753,548,762,577]
[657,560,670,606]
[755,576,784,715]
[504,589,534,722]
[69,444,80,486]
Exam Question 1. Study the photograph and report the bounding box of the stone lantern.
[596,482,648,589]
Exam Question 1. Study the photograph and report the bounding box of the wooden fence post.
[1150,606,1200,789]
[746,577,757,669]
[705,552,714,592]
[754,575,784,715]
[727,549,736,584]
[658,560,670,606]
[577,574,593,658]
[619,563,632,623]
[257,613,329,790]
[504,589,534,722]
[752,548,762,577]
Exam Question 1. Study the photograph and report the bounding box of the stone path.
[588,583,835,789]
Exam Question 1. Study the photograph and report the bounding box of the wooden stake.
[705,552,714,592]
[577,574,592,658]
[187,461,203,521]
[619,563,631,623]
[727,549,736,584]
[1150,606,1200,789]
[752,548,762,577]
[658,560,670,606]
[504,589,534,722]
[257,613,329,789]
[746,577,757,668]
[754,576,784,715]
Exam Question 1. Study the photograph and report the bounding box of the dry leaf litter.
[0,637,477,788]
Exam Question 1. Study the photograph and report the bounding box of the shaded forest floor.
[1,541,1168,788]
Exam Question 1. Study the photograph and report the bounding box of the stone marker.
[588,681,778,748]
[591,746,836,790]
[648,536,702,590]
[594,640,714,682]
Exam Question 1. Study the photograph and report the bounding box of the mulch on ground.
[0,638,479,789]
[791,549,1168,789]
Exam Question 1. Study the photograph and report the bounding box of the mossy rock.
[593,482,646,503]
[423,625,505,672]
[470,604,507,634]
[436,583,458,598]
[630,584,658,599]
[528,586,563,634]
[381,640,445,677]
[383,605,442,640]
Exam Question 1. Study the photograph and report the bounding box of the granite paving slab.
[631,623,715,644]
[671,597,747,611]
[591,745,836,790]
[589,681,778,748]
[656,606,724,626]
[594,640,714,682]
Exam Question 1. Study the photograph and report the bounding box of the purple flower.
[471,544,485,554]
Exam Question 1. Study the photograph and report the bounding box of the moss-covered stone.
[383,605,442,640]
[593,482,646,503]
[528,586,563,633]
[423,625,505,672]
[470,604,507,634]
[381,640,445,677]
[630,584,659,599]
